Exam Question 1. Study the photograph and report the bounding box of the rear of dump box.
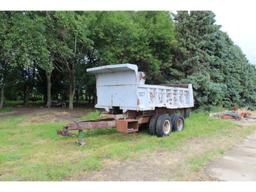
[58,64,194,138]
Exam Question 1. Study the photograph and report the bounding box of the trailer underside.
[57,108,191,138]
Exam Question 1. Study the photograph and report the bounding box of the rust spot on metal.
[116,119,139,133]
[58,119,116,136]
[137,116,150,124]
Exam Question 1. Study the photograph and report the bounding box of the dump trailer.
[58,64,194,138]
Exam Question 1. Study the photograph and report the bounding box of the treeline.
[0,11,255,110]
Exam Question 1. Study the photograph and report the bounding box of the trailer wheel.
[156,114,172,137]
[172,115,184,132]
[169,115,175,131]
[149,114,158,135]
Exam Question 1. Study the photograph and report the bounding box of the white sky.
[214,9,256,64]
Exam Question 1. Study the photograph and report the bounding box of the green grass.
[0,110,255,180]
[187,148,225,172]
[4,100,44,107]
[79,110,101,121]
[0,107,12,113]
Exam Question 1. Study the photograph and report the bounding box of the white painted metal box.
[87,64,194,112]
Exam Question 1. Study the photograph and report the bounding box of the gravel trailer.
[58,64,194,138]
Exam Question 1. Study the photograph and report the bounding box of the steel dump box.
[87,64,194,112]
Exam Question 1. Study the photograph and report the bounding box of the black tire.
[156,114,172,137]
[169,114,175,121]
[169,114,175,131]
[172,115,185,132]
[148,114,158,135]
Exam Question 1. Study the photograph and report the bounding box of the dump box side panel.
[137,84,194,110]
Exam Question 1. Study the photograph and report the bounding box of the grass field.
[0,110,255,180]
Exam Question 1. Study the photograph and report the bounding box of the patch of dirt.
[1,107,92,117]
[206,131,256,181]
[2,107,93,125]
[235,118,256,127]
[21,111,73,125]
[0,107,39,117]
[69,135,236,181]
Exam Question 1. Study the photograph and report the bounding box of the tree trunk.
[0,86,4,109]
[88,93,91,104]
[75,88,79,106]
[46,72,52,108]
[93,92,96,105]
[68,35,77,110]
[68,69,75,110]
[69,85,74,110]
[23,85,29,106]
[24,93,29,106]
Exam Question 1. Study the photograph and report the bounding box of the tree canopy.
[0,11,255,110]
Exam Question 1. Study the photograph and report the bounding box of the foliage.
[0,11,255,109]
[173,11,256,108]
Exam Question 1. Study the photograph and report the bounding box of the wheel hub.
[163,120,171,134]
[177,118,183,131]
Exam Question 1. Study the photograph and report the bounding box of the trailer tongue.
[57,118,116,136]
[57,64,194,139]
